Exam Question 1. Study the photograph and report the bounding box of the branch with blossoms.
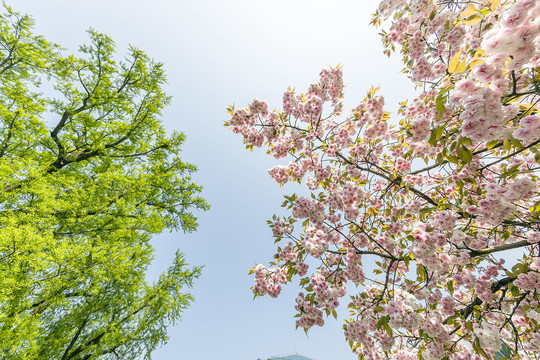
[226,0,540,359]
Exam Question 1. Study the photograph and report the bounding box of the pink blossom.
[514,114,540,144]
[268,165,289,184]
[302,228,328,257]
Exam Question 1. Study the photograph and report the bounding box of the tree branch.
[469,240,531,258]
[61,318,88,360]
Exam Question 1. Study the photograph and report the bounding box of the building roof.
[267,355,313,360]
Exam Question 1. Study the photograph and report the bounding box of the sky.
[13,1,415,359]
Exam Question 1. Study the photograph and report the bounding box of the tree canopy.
[0,5,208,359]
[227,0,540,359]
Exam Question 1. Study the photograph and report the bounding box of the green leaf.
[511,262,528,276]
[436,96,446,116]
[403,253,410,267]
[417,264,426,282]
[383,322,393,336]
[446,154,459,163]
[509,137,523,148]
[509,283,520,297]
[376,315,390,331]
[446,280,454,295]
[437,153,444,164]
[486,140,499,149]
[473,338,490,359]
[457,145,473,164]
[460,137,472,146]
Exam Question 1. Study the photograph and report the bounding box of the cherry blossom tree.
[226,0,540,359]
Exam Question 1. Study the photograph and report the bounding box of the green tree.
[0,5,209,359]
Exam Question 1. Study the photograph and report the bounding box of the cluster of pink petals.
[482,0,540,70]
[294,292,324,328]
[452,81,510,142]
[514,114,540,144]
[302,228,328,258]
[252,265,285,298]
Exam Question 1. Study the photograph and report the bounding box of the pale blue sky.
[13,1,413,359]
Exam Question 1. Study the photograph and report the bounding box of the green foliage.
[0,5,208,359]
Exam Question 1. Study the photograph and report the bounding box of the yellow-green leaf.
[489,0,502,11]
[463,13,483,26]
[457,145,473,164]
[455,58,467,74]
[448,49,462,74]
[486,140,499,149]
[436,96,446,115]
[529,201,540,212]
[460,4,478,18]
[504,138,511,150]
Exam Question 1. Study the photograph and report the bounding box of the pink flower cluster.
[345,319,373,344]
[294,292,324,328]
[353,95,385,125]
[272,219,294,237]
[252,264,286,298]
[388,17,409,44]
[277,242,309,277]
[394,157,411,174]
[470,177,536,225]
[378,0,407,19]
[302,228,328,258]
[514,271,540,291]
[324,181,364,219]
[410,223,447,260]
[268,165,289,184]
[475,323,502,352]
[429,210,457,231]
[514,114,540,144]
[310,271,345,310]
[452,82,509,142]
[482,0,540,70]
[292,196,325,224]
